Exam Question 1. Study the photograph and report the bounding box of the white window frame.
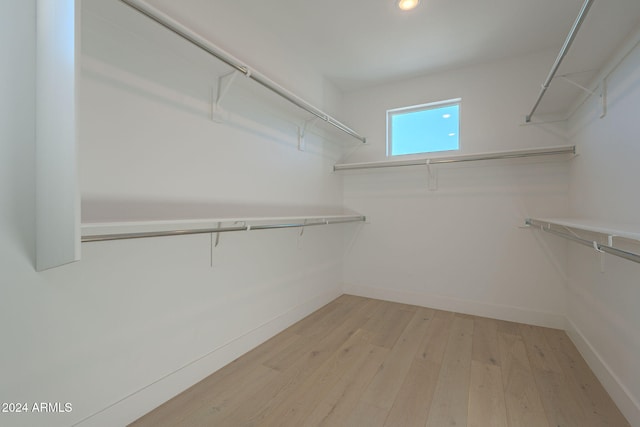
[386,98,462,158]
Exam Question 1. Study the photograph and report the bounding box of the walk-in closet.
[2,0,639,425]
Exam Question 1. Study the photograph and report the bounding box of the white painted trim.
[73,289,341,427]
[71,284,639,426]
[343,283,566,329]
[565,318,640,426]
[36,0,81,271]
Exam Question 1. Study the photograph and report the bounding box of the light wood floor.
[130,295,629,426]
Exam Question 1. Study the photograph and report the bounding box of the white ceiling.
[146,0,639,111]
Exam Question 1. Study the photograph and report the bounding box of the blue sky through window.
[390,103,459,156]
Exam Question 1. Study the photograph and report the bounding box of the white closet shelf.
[119,0,365,144]
[82,214,366,242]
[334,145,576,171]
[527,217,640,241]
[526,217,640,264]
[525,0,594,122]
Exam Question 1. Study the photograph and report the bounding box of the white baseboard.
[343,283,566,329]
[565,318,640,427]
[74,283,638,427]
[75,289,341,427]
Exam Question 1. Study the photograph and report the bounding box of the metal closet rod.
[334,145,576,171]
[119,0,366,143]
[82,216,366,243]
[526,218,640,264]
[525,0,595,123]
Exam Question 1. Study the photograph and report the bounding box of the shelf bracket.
[212,70,240,123]
[210,221,222,268]
[599,235,614,273]
[298,117,319,151]
[425,159,438,191]
[558,75,596,96]
[557,74,608,119]
[214,222,222,248]
[600,78,608,119]
[297,219,307,248]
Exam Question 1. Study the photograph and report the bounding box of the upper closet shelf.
[525,0,594,122]
[82,214,366,243]
[119,0,366,144]
[334,145,575,172]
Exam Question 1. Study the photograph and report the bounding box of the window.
[387,98,461,156]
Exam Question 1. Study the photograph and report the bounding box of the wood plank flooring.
[130,296,629,427]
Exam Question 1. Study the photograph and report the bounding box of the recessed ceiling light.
[442,114,451,119]
[448,133,456,137]
[398,0,420,11]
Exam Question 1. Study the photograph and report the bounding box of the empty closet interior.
[2,0,640,425]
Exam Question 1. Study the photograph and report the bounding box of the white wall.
[565,35,640,425]
[341,51,571,327]
[0,1,355,426]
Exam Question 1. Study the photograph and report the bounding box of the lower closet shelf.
[81,214,366,242]
[526,217,640,264]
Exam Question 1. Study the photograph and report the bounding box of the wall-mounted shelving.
[333,145,576,171]
[525,0,594,123]
[119,0,366,145]
[82,214,366,243]
[526,217,640,264]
